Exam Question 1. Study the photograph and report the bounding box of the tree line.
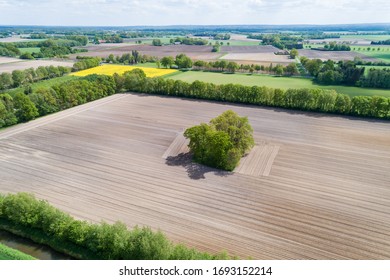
[117,70,390,119]
[105,51,158,65]
[157,53,299,75]
[247,34,303,50]
[371,39,390,45]
[0,66,71,90]
[72,57,101,71]
[0,193,230,260]
[301,57,390,89]
[170,37,208,45]
[1,67,389,130]
[322,42,351,51]
[0,38,88,59]
[193,59,299,75]
[0,74,116,128]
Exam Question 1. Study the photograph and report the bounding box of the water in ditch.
[0,230,74,260]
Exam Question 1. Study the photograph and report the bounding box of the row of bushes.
[0,193,229,260]
[117,72,390,119]
[72,57,101,72]
[0,66,71,90]
[0,74,116,128]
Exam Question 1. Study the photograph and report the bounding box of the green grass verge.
[357,65,390,75]
[168,71,390,98]
[17,47,41,54]
[358,51,390,64]
[0,243,36,260]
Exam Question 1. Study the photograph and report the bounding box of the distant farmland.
[0,58,74,73]
[0,94,389,259]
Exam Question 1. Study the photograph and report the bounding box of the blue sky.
[0,0,389,26]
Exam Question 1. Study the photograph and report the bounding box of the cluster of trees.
[72,57,101,72]
[117,70,390,119]
[160,54,193,69]
[170,37,208,45]
[212,42,221,52]
[0,74,116,128]
[93,34,123,44]
[371,39,390,45]
[0,66,71,90]
[247,34,303,50]
[214,34,231,40]
[104,51,158,65]
[301,57,390,89]
[27,33,48,39]
[0,193,229,260]
[184,110,254,171]
[323,42,351,51]
[152,39,163,46]
[192,60,299,76]
[37,39,87,58]
[0,43,20,57]
[158,53,299,75]
[0,38,88,59]
[360,69,390,88]
[305,59,365,85]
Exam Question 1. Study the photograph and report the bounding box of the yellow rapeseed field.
[71,64,178,77]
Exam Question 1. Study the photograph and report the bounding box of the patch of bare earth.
[298,49,378,62]
[0,59,74,73]
[0,94,389,259]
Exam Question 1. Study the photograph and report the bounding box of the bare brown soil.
[0,59,74,73]
[0,36,32,43]
[0,94,389,259]
[72,44,295,65]
[72,44,221,61]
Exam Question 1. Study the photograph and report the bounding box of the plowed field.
[0,94,389,259]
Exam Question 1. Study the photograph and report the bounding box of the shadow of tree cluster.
[165,152,232,180]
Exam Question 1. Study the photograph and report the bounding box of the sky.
[0,0,389,26]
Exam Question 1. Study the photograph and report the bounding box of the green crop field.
[17,47,41,54]
[358,51,390,63]
[0,243,35,260]
[357,65,390,75]
[168,71,390,97]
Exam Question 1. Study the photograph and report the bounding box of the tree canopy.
[184,110,254,171]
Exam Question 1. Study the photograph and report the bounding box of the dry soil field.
[298,49,378,62]
[73,44,221,61]
[72,44,294,65]
[0,94,389,259]
[0,58,74,73]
